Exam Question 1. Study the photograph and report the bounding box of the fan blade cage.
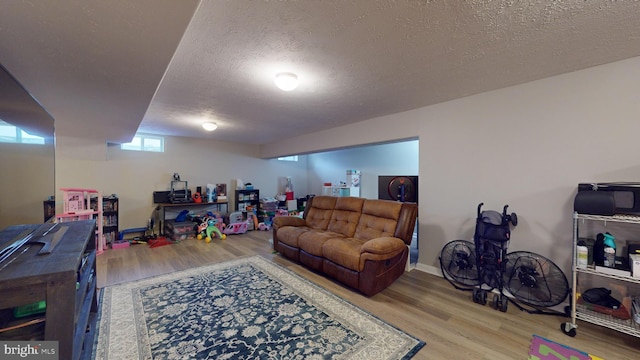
[504,251,569,307]
[439,240,480,287]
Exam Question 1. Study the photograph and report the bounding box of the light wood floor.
[96,231,640,359]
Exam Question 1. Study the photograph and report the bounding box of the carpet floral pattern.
[95,256,424,359]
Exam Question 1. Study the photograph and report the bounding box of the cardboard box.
[631,254,640,278]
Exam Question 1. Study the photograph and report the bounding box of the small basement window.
[121,134,164,152]
[278,155,298,162]
[0,120,45,144]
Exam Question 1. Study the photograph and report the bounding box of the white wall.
[55,135,309,231]
[261,56,640,277]
[306,140,418,199]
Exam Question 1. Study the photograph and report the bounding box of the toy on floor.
[223,221,248,235]
[247,212,259,230]
[258,222,272,231]
[148,236,173,248]
[195,215,227,242]
[228,211,244,224]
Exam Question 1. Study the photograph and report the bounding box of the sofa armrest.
[273,216,306,229]
[394,202,418,245]
[360,237,406,255]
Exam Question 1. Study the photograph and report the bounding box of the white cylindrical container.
[604,247,616,267]
[577,245,588,269]
[322,183,332,196]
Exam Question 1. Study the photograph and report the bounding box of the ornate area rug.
[95,256,425,359]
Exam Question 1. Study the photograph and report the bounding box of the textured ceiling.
[1,1,640,145]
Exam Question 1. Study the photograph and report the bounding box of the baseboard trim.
[407,263,442,277]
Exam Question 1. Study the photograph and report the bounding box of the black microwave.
[576,183,640,216]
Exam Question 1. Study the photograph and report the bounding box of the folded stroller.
[441,203,569,315]
[471,203,517,311]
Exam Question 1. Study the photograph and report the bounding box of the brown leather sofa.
[272,195,418,296]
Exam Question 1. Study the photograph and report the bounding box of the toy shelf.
[56,188,105,255]
[93,195,118,248]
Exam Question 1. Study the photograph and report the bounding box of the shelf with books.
[235,189,259,214]
[93,195,118,248]
[43,199,55,222]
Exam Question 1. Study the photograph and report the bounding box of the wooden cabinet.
[0,220,98,360]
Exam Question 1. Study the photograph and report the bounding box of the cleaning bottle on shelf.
[577,240,589,269]
[603,232,616,249]
[603,232,616,268]
[604,247,616,268]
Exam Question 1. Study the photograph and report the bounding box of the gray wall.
[262,56,640,276]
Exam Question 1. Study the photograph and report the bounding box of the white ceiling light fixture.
[202,122,218,131]
[275,72,299,91]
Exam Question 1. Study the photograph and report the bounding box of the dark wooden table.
[0,220,97,360]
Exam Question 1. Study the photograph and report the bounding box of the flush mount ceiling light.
[275,72,299,91]
[202,122,218,131]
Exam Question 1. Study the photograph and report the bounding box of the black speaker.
[153,191,170,204]
[574,191,615,216]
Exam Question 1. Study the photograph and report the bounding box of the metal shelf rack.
[562,212,640,337]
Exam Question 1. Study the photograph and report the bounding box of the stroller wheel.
[510,213,518,226]
[493,294,507,312]
[492,294,508,312]
[499,295,508,312]
[473,288,487,305]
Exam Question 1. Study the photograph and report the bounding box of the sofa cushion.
[360,236,406,255]
[277,226,311,248]
[298,230,344,256]
[304,196,337,230]
[327,197,365,237]
[322,237,366,271]
[354,200,403,240]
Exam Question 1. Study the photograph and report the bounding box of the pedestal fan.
[502,251,569,314]
[439,240,481,290]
